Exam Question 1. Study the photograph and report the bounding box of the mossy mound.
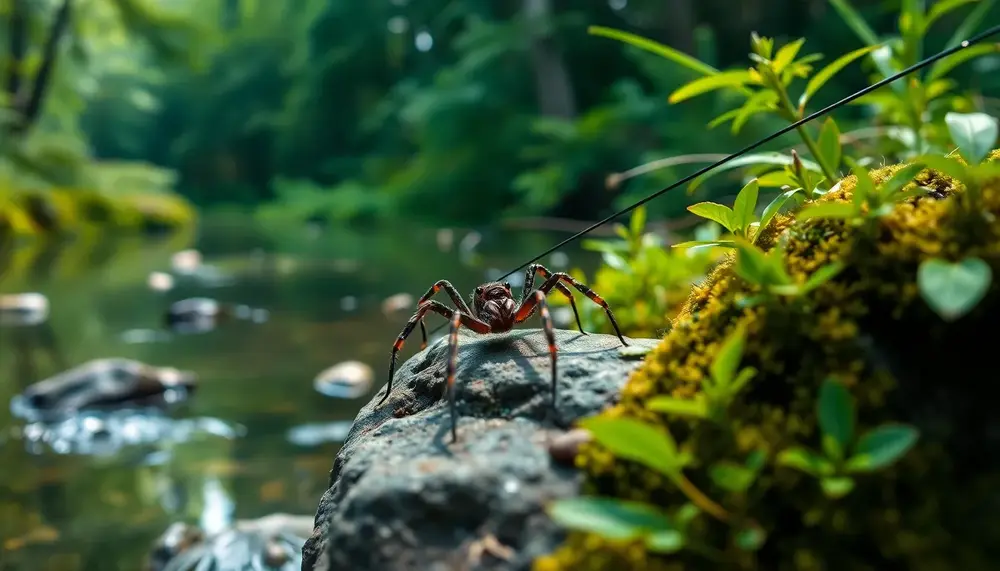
[535,149,1000,571]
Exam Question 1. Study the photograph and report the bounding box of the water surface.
[0,216,601,570]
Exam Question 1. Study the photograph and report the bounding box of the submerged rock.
[147,513,312,571]
[0,293,49,327]
[165,297,269,334]
[11,358,196,422]
[313,361,374,399]
[302,328,658,571]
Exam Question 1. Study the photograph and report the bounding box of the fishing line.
[428,24,1000,336]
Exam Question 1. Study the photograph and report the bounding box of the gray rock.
[302,328,659,571]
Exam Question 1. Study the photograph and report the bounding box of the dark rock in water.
[165,297,269,334]
[11,358,196,422]
[147,514,312,571]
[302,328,659,571]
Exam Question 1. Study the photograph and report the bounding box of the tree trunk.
[522,0,576,118]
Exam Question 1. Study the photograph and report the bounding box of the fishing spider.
[376,263,629,442]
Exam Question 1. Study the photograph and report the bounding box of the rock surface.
[302,328,658,571]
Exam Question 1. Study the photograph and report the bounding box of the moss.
[537,149,1000,571]
[117,191,197,234]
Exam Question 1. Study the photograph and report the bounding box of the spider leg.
[377,300,489,408]
[529,290,557,405]
[516,268,628,346]
[415,280,474,350]
[519,265,586,334]
[446,310,462,443]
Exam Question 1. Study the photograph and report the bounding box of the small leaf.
[646,529,685,553]
[671,240,737,252]
[817,118,842,172]
[798,44,881,109]
[630,206,647,238]
[687,202,735,232]
[731,91,779,134]
[710,325,747,387]
[757,188,802,240]
[776,446,834,476]
[709,461,756,493]
[745,449,767,472]
[668,70,756,104]
[734,524,767,551]
[924,0,979,32]
[847,160,876,208]
[757,170,797,188]
[772,38,806,73]
[732,178,760,234]
[547,497,673,540]
[846,423,920,473]
[878,162,926,199]
[588,26,722,77]
[732,240,774,287]
[917,257,992,321]
[869,45,904,94]
[687,152,822,194]
[820,476,855,499]
[944,112,999,166]
[801,262,844,293]
[602,252,630,272]
[796,202,856,221]
[707,108,742,129]
[916,154,970,183]
[647,396,709,419]
[580,416,687,477]
[818,378,854,459]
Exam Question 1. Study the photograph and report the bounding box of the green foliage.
[917,257,993,321]
[730,239,843,306]
[798,160,930,224]
[777,378,920,499]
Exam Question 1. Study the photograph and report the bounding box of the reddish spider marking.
[375,264,628,443]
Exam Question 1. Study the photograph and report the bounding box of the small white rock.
[313,361,374,399]
[147,271,175,292]
[171,249,202,275]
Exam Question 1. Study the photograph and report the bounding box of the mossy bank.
[535,149,1000,571]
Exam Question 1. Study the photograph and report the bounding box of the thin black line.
[428,24,1000,336]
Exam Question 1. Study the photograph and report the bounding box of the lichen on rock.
[535,149,1000,571]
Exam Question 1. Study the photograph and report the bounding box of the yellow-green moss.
[537,149,1000,571]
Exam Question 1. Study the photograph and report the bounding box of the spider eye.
[475,286,483,295]
[503,282,511,290]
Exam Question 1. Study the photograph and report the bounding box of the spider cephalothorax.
[375,264,628,442]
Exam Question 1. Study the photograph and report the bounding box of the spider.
[375,263,629,442]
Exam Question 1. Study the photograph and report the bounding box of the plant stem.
[672,473,731,523]
[767,70,839,183]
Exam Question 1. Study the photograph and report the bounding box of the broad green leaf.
[669,71,755,104]
[687,202,735,232]
[928,43,1000,82]
[944,112,999,166]
[816,118,843,172]
[798,44,880,109]
[846,423,920,472]
[710,325,747,386]
[630,206,647,238]
[547,497,673,539]
[732,178,760,233]
[870,45,905,95]
[756,170,797,188]
[924,0,979,33]
[818,378,854,459]
[688,152,822,194]
[776,446,834,476]
[734,525,767,551]
[580,416,687,476]
[820,476,855,499]
[796,202,856,220]
[917,257,993,321]
[878,162,926,199]
[710,461,757,493]
[943,0,997,50]
[756,189,801,243]
[647,395,709,419]
[772,38,806,73]
[801,262,844,293]
[915,154,970,185]
[828,0,882,46]
[588,26,721,76]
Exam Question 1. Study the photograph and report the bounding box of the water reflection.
[0,218,601,569]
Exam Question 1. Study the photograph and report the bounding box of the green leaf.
[668,71,756,104]
[801,262,844,293]
[846,424,920,473]
[671,240,737,252]
[745,449,767,472]
[757,188,802,241]
[688,152,822,194]
[798,44,881,109]
[917,257,993,321]
[878,162,926,199]
[581,239,627,255]
[707,108,742,129]
[828,0,882,46]
[818,378,855,459]
[796,202,856,221]
[820,476,856,499]
[588,26,722,77]
[924,0,979,32]
[772,38,806,73]
[757,170,797,188]
[709,461,757,493]
[630,206,647,238]
[944,112,999,166]
[731,91,779,134]
[776,446,835,476]
[928,43,1000,82]
[602,252,631,272]
[647,395,709,419]
[916,154,970,184]
[943,0,997,50]
[687,202,735,232]
[734,525,767,551]
[547,497,673,540]
[646,529,685,553]
[732,178,760,233]
[847,160,876,208]
[711,325,747,387]
[580,416,687,477]
[733,240,777,287]
[816,118,843,172]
